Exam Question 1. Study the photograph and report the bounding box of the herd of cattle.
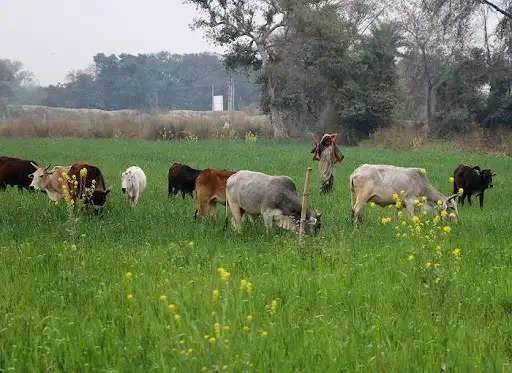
[0,155,496,234]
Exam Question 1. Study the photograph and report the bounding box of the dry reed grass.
[363,124,512,156]
[0,111,273,141]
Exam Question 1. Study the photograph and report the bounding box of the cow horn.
[30,162,38,168]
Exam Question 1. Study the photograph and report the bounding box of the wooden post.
[299,167,313,245]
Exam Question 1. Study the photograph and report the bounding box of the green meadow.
[1,137,511,372]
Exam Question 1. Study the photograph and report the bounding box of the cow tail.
[224,197,230,231]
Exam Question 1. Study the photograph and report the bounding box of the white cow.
[121,166,146,205]
[350,164,458,222]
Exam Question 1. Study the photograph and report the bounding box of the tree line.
[0,52,259,112]
[2,0,511,142]
[187,0,512,141]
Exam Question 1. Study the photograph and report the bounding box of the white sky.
[0,0,221,85]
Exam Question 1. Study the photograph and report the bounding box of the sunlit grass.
[0,138,511,371]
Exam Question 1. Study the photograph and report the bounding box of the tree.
[186,0,333,136]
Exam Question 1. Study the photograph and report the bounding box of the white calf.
[121,166,146,205]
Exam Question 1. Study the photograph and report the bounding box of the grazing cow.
[121,166,147,205]
[0,156,38,191]
[29,164,71,202]
[350,164,458,222]
[194,169,235,219]
[168,163,201,198]
[68,163,111,214]
[226,171,322,235]
[453,164,495,208]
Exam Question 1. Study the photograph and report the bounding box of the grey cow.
[226,171,321,234]
[350,164,459,222]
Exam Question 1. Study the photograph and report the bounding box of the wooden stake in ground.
[299,167,313,245]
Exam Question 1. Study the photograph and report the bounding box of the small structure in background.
[212,95,224,112]
[312,133,344,193]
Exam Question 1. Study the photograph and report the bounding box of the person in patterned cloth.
[312,133,344,193]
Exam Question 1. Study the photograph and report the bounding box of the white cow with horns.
[350,164,459,223]
[121,166,146,205]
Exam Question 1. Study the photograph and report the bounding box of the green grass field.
[1,138,511,372]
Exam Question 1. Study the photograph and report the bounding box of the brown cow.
[0,156,38,191]
[194,169,235,219]
[68,163,111,213]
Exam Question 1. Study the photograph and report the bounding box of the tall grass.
[0,110,273,140]
[0,138,511,371]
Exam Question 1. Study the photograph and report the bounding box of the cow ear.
[105,187,112,195]
[492,172,497,177]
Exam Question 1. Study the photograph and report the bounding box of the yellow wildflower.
[420,168,426,174]
[223,365,228,371]
[125,272,133,280]
[458,188,464,196]
[79,168,87,177]
[261,330,268,337]
[212,289,220,303]
[401,221,407,227]
[127,293,134,301]
[397,210,403,217]
[442,225,452,233]
[425,262,432,269]
[395,200,402,209]
[381,217,392,224]
[243,326,250,331]
[422,196,428,202]
[188,241,194,247]
[440,210,448,217]
[159,295,168,302]
[204,334,209,340]
[411,216,420,225]
[270,299,279,315]
[437,200,443,207]
[453,248,461,257]
[247,315,253,323]
[449,212,456,219]
[369,202,376,208]
[449,176,454,183]
[392,193,399,201]
[433,215,441,224]
[174,314,181,323]
[168,304,176,313]
[208,337,216,344]
[400,190,405,195]
[187,348,193,354]
[407,254,414,261]
[217,267,231,281]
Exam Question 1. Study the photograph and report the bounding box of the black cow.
[168,163,201,198]
[453,164,495,208]
[0,156,38,191]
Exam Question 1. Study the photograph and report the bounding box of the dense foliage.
[42,52,259,111]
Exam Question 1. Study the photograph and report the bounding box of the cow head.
[305,211,322,235]
[481,169,495,189]
[29,163,53,191]
[442,194,459,221]
[121,171,132,194]
[91,188,111,214]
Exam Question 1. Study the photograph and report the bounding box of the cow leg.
[208,200,217,218]
[262,210,276,231]
[352,198,367,223]
[181,190,186,199]
[458,194,465,206]
[466,193,472,206]
[229,203,243,231]
[479,192,484,208]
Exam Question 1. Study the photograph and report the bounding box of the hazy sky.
[1,0,221,86]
